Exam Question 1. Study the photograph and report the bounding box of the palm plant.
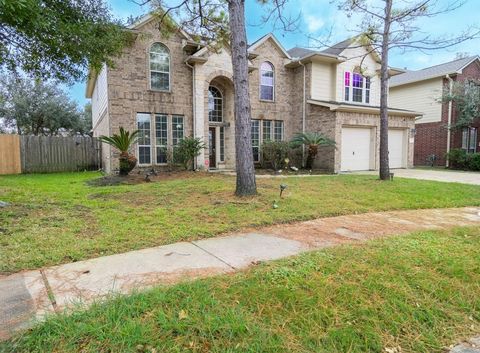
[291,132,335,169]
[99,127,139,176]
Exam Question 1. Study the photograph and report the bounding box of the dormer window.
[150,43,170,91]
[260,62,275,101]
[344,71,370,104]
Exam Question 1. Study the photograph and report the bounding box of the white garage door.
[388,129,405,169]
[341,127,372,171]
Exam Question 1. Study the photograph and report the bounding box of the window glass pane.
[172,115,184,146]
[274,121,283,141]
[151,72,169,91]
[365,77,371,103]
[260,62,274,101]
[220,127,225,162]
[263,120,272,141]
[155,114,168,164]
[251,119,260,162]
[150,43,170,90]
[469,128,477,152]
[137,113,151,164]
[208,86,223,122]
[462,128,469,149]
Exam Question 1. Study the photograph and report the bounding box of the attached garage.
[388,129,407,168]
[341,127,374,171]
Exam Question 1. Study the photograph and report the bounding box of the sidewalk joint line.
[39,270,58,313]
[189,242,237,270]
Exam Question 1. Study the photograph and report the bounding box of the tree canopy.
[443,79,480,129]
[0,0,132,82]
[0,73,91,135]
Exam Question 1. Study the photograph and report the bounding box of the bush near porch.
[1,172,480,273]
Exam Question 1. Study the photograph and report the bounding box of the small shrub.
[261,141,291,170]
[467,153,480,171]
[173,137,206,170]
[446,148,469,169]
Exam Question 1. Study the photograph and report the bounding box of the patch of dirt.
[87,170,206,187]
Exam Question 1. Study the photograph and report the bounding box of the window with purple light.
[344,71,370,104]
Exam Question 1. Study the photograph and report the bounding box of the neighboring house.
[390,56,480,166]
[87,14,420,174]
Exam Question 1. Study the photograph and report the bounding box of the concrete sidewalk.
[1,206,480,340]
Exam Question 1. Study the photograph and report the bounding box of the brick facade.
[91,16,416,173]
[414,59,480,166]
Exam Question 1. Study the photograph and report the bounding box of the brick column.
[193,64,206,169]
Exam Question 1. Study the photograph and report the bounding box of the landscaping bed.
[1,171,480,273]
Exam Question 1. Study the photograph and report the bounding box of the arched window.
[149,43,170,91]
[260,62,274,101]
[208,86,223,122]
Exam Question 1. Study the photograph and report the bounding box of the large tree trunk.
[228,0,257,196]
[379,0,393,180]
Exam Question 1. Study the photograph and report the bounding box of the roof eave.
[307,99,423,117]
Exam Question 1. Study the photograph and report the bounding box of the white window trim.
[149,42,171,92]
[208,86,223,123]
[154,114,168,165]
[137,113,152,166]
[344,71,371,105]
[260,62,275,102]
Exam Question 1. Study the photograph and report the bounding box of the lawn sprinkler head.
[280,183,288,198]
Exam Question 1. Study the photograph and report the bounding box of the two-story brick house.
[390,56,480,166]
[87,14,420,173]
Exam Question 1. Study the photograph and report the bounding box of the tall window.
[462,127,478,153]
[274,121,283,141]
[155,114,168,164]
[172,115,184,146]
[260,62,274,101]
[220,127,225,162]
[137,113,151,165]
[251,119,260,162]
[208,86,223,122]
[344,71,370,104]
[262,120,272,142]
[150,43,170,91]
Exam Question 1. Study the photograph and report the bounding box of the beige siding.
[335,45,381,105]
[389,78,443,124]
[91,64,108,130]
[311,62,334,101]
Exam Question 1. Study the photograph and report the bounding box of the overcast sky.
[69,0,480,105]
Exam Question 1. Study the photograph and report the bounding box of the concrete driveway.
[356,168,480,185]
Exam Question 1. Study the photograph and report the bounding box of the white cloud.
[304,14,324,32]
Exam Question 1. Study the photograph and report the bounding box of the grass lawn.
[3,226,480,353]
[1,171,480,274]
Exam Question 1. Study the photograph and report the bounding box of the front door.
[209,127,216,168]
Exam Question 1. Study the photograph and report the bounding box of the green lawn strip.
[3,227,479,353]
[1,172,480,273]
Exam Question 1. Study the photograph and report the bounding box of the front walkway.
[356,168,480,185]
[1,206,480,341]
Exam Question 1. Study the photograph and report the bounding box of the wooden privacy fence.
[0,135,101,174]
[0,134,21,174]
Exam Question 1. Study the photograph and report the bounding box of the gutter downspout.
[298,60,306,167]
[185,60,197,169]
[445,74,453,168]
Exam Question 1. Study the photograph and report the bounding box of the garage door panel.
[341,127,372,171]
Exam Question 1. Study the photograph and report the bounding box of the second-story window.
[150,43,170,91]
[208,86,223,122]
[344,71,370,104]
[260,62,274,101]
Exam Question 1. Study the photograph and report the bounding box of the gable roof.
[390,55,480,87]
[320,38,355,56]
[248,33,291,59]
[287,37,379,62]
